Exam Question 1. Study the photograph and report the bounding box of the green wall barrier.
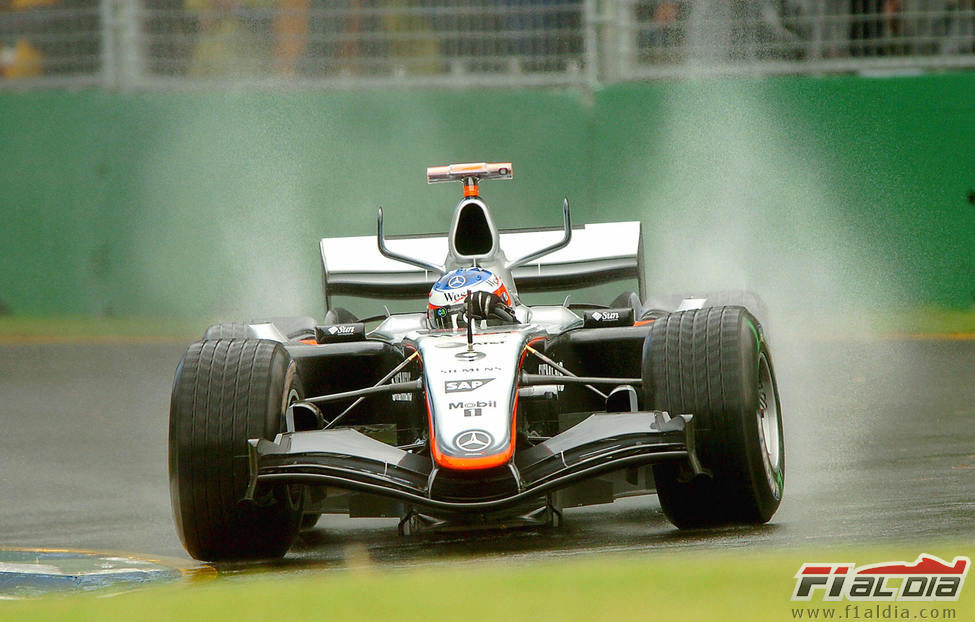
[1,74,972,319]
[591,73,975,313]
[0,89,593,318]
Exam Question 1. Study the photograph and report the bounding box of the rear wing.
[320,221,645,311]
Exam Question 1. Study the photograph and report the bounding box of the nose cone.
[415,330,528,471]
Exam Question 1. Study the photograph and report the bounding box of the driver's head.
[427,267,512,329]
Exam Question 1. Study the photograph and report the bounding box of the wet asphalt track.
[0,337,972,571]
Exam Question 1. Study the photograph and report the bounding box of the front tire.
[643,306,784,528]
[169,339,304,560]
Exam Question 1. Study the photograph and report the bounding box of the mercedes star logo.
[454,430,493,452]
[447,275,466,289]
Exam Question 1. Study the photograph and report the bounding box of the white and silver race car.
[168,162,784,561]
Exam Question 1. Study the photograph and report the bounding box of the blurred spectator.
[638,1,687,63]
[319,0,383,76]
[185,0,272,77]
[814,0,851,58]
[1,0,99,79]
[380,0,441,75]
[306,0,440,77]
[637,0,806,64]
[1,36,43,79]
[145,0,199,76]
[183,0,311,78]
[884,0,905,53]
[849,0,900,55]
[1,0,49,79]
[331,0,364,74]
[926,0,975,54]
[758,0,809,59]
[497,0,582,71]
[273,0,309,76]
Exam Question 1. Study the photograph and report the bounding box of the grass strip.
[2,544,971,621]
[0,316,201,342]
[851,307,975,337]
[2,308,975,342]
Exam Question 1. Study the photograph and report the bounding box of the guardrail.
[2,1,974,89]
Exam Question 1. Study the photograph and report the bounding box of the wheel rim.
[756,352,783,498]
[280,375,304,513]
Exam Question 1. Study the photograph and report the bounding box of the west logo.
[444,378,495,393]
[442,291,468,303]
[792,555,969,602]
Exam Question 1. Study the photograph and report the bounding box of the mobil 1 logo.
[448,400,496,417]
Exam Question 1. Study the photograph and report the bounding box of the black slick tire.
[642,306,784,528]
[169,338,304,560]
[202,323,250,340]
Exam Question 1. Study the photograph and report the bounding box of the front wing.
[246,412,698,514]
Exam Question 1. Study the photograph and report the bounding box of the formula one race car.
[168,162,784,561]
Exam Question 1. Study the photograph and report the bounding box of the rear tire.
[697,290,770,336]
[169,339,304,560]
[202,323,249,340]
[643,306,784,528]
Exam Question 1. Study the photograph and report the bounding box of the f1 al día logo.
[792,554,969,602]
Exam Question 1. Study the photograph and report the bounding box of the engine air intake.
[454,202,494,256]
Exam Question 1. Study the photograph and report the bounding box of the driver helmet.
[427,267,512,329]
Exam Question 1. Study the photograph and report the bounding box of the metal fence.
[621,1,975,79]
[2,1,974,89]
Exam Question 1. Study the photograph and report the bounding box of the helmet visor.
[427,303,468,330]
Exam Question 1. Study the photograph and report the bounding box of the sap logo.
[591,311,620,322]
[327,324,357,335]
[444,378,495,393]
[448,401,497,409]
